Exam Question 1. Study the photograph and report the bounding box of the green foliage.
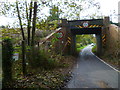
[1,0,101,29]
[49,20,59,30]
[76,43,81,48]
[36,20,49,30]
[36,5,59,31]
[76,45,87,52]
[76,35,96,55]
[2,28,21,38]
[2,38,14,87]
[36,20,58,30]
[92,45,97,54]
[28,49,57,70]
[47,5,60,21]
[76,35,95,46]
[51,33,59,44]
[2,28,21,45]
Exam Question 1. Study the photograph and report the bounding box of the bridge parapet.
[39,28,61,45]
[38,24,72,55]
[38,28,62,54]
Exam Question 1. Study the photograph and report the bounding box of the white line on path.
[90,49,120,73]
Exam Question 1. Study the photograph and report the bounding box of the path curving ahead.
[66,45,119,88]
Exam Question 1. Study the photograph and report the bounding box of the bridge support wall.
[70,35,76,55]
[58,19,72,55]
[102,17,110,52]
[96,34,102,56]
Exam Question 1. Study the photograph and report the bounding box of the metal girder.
[68,19,104,30]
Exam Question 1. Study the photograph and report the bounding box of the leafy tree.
[76,35,95,46]
[2,28,21,38]
[1,0,102,33]
[47,5,60,21]
[47,0,101,20]
[1,0,38,45]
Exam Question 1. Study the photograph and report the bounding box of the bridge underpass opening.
[67,19,104,55]
[70,28,102,56]
[76,34,97,54]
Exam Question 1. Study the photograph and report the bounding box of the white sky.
[97,0,119,22]
[0,0,120,26]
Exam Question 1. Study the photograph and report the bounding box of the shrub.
[92,45,97,54]
[76,43,80,48]
[28,48,56,70]
[2,38,14,87]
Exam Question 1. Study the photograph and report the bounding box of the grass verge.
[100,54,119,70]
[92,45,119,69]
[92,45,97,54]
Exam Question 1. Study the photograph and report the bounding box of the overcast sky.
[0,0,120,26]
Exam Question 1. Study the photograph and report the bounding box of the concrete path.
[66,45,119,89]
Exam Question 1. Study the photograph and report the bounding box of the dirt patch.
[56,56,77,74]
[97,81,111,88]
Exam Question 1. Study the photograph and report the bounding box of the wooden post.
[22,40,26,75]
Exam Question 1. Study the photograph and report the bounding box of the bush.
[2,38,14,87]
[28,48,56,70]
[76,43,80,48]
[92,45,97,54]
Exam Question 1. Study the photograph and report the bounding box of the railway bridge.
[41,16,119,57]
[54,17,110,56]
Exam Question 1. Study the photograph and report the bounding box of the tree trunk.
[22,40,26,75]
[16,1,25,40]
[31,2,37,46]
[27,1,33,45]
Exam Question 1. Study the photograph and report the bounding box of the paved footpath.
[66,45,119,89]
